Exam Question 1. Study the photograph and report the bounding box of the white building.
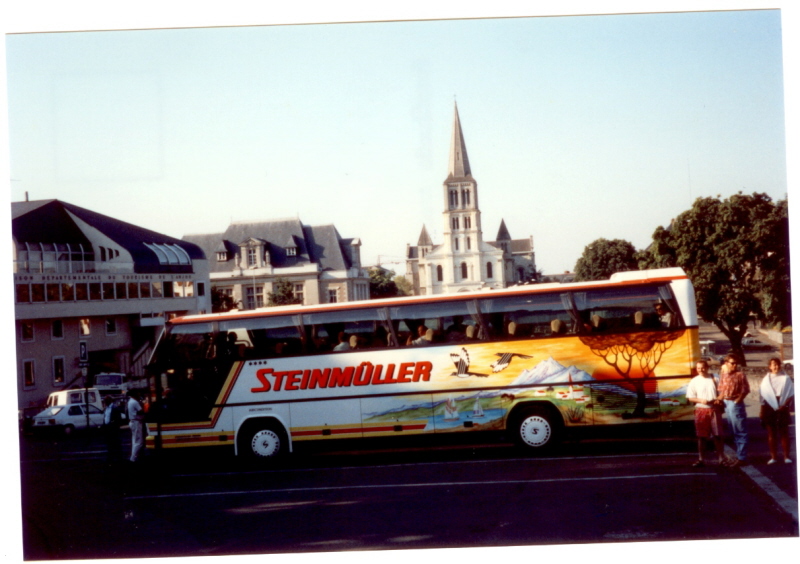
[406,104,535,295]
[184,218,369,308]
[13,199,210,411]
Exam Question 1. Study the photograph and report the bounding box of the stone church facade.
[405,105,535,295]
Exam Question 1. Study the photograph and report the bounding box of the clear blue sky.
[3,8,789,275]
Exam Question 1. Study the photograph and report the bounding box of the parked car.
[32,387,108,435]
[742,337,772,349]
[33,403,105,435]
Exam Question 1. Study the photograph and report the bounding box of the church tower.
[405,103,534,295]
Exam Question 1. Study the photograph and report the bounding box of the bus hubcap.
[251,429,280,457]
[519,415,551,447]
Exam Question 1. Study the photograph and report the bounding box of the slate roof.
[184,219,355,274]
[11,199,204,274]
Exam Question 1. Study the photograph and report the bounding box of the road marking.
[724,445,798,521]
[170,452,695,477]
[126,472,715,500]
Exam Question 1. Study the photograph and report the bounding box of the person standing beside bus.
[717,354,750,467]
[127,389,146,463]
[759,358,794,464]
[687,360,729,467]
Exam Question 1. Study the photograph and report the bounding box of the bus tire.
[512,406,561,452]
[238,420,287,460]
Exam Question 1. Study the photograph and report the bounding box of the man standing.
[127,389,146,463]
[717,354,750,467]
[102,396,122,464]
[686,360,730,467]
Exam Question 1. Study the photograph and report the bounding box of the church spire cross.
[448,103,472,179]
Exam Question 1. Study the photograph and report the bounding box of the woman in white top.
[759,358,794,464]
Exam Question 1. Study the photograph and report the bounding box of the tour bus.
[142,267,700,458]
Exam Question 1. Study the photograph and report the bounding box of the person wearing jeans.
[717,354,750,467]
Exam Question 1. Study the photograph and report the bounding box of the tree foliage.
[369,267,400,299]
[638,192,790,362]
[574,238,639,281]
[211,287,239,313]
[267,278,302,307]
[393,274,414,296]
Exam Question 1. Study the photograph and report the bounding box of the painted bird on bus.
[490,352,533,373]
[450,347,488,378]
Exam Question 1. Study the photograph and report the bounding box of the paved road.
[18,420,798,560]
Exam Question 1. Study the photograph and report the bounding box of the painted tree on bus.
[580,329,685,418]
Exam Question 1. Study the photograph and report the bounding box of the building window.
[20,321,34,342]
[52,320,63,340]
[151,282,163,298]
[15,284,30,303]
[294,283,304,304]
[46,284,60,302]
[62,283,75,301]
[461,262,468,280]
[53,357,65,386]
[163,281,174,298]
[31,284,45,302]
[74,283,88,300]
[140,282,151,299]
[436,265,443,282]
[128,282,139,299]
[452,217,459,230]
[328,289,338,303]
[454,238,459,251]
[287,246,297,257]
[449,190,458,208]
[246,286,264,309]
[23,360,35,388]
[216,251,228,262]
[487,262,493,279]
[247,247,257,267]
[518,267,525,282]
[79,318,91,336]
[115,282,126,299]
[197,282,205,297]
[465,217,471,229]
[103,283,115,300]
[467,237,471,250]
[106,318,117,335]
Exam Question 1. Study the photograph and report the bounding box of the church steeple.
[447,103,472,180]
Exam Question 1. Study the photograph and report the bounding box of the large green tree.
[639,192,790,362]
[574,238,638,281]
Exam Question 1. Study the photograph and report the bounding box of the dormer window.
[247,247,258,266]
[286,246,297,257]
[216,251,228,262]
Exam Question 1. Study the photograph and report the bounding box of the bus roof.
[171,267,688,326]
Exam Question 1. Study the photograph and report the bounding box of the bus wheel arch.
[237,417,289,459]
[509,403,563,452]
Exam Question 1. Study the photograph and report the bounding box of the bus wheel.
[240,421,286,459]
[513,408,560,451]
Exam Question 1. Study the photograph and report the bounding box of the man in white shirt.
[686,360,731,467]
[127,390,146,462]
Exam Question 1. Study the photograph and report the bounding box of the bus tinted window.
[479,293,574,338]
[574,284,682,331]
[303,307,391,352]
[390,300,480,344]
[220,316,304,358]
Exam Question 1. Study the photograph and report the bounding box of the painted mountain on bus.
[509,357,593,387]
